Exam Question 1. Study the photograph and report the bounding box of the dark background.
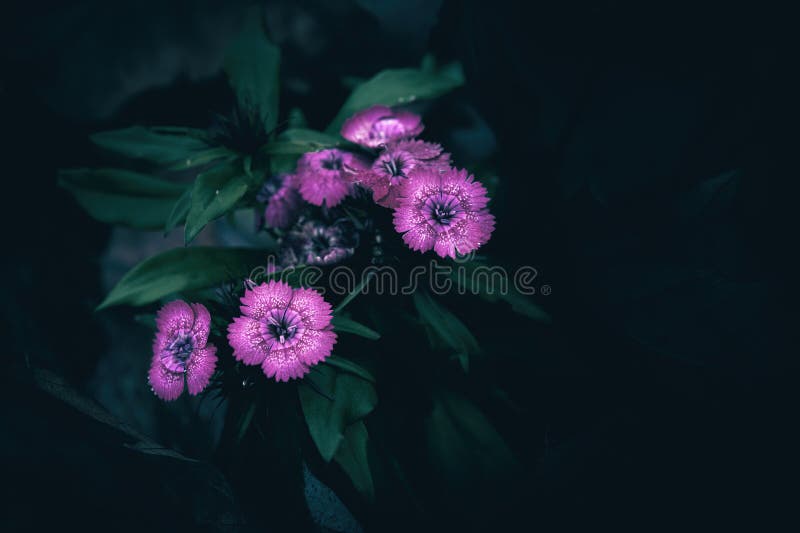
[2,1,797,531]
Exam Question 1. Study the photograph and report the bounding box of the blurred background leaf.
[59,168,187,230]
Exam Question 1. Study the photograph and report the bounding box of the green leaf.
[501,291,551,323]
[325,355,376,384]
[58,168,186,230]
[184,161,250,244]
[413,290,480,368]
[299,365,377,462]
[235,402,257,446]
[326,60,465,133]
[90,126,211,166]
[334,271,376,313]
[98,246,265,309]
[224,10,280,134]
[451,261,551,323]
[287,107,307,129]
[133,313,157,329]
[168,146,234,171]
[31,366,195,462]
[425,390,518,493]
[164,187,192,234]
[334,421,375,502]
[331,316,380,340]
[264,128,347,156]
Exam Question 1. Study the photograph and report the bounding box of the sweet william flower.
[257,173,301,229]
[148,300,218,401]
[297,149,367,207]
[227,281,336,382]
[340,105,424,148]
[393,167,495,258]
[356,140,451,208]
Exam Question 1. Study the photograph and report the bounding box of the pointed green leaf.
[501,290,551,323]
[325,356,376,384]
[287,108,308,129]
[299,365,377,462]
[326,60,465,133]
[334,271,376,313]
[184,161,250,244]
[98,246,265,309]
[451,261,551,323]
[224,11,280,133]
[167,146,234,171]
[334,421,375,502]
[331,316,380,340]
[59,168,186,230]
[164,187,192,234]
[425,390,518,492]
[90,126,211,166]
[264,128,347,156]
[413,290,480,365]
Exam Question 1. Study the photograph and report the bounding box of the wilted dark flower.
[280,219,359,266]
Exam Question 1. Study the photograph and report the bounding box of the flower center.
[382,156,405,177]
[311,232,335,255]
[321,154,343,171]
[423,194,465,231]
[262,308,304,348]
[162,331,194,372]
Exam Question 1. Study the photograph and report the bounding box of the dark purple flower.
[257,173,301,229]
[279,219,359,266]
[393,167,495,258]
[340,105,424,148]
[296,149,367,207]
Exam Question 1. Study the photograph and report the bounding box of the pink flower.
[393,167,495,258]
[340,105,424,148]
[148,300,218,401]
[297,149,367,207]
[227,281,337,382]
[356,140,451,208]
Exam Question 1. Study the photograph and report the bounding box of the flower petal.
[155,299,194,336]
[289,287,333,329]
[295,329,337,367]
[186,344,218,395]
[227,316,273,365]
[148,356,184,401]
[190,302,211,347]
[299,172,350,207]
[261,346,310,382]
[240,280,294,320]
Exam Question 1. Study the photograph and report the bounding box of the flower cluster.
[149,105,496,400]
[342,105,495,259]
[256,105,494,262]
